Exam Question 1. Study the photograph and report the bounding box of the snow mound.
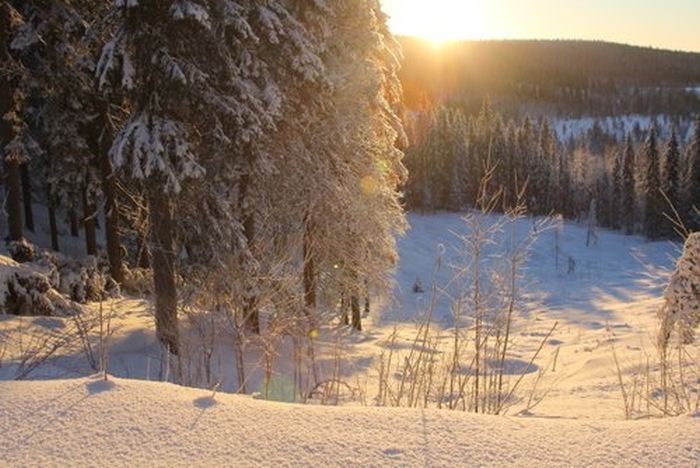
[0,376,697,467]
[0,255,79,316]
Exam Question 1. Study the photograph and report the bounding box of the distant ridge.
[398,38,700,116]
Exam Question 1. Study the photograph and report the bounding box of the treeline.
[0,1,406,353]
[404,102,700,239]
[399,39,700,117]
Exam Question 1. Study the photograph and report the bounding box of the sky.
[380,0,700,53]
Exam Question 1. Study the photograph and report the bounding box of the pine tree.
[683,117,700,230]
[621,135,636,234]
[450,112,470,210]
[1,4,29,246]
[99,0,229,353]
[533,117,555,214]
[661,130,681,236]
[404,110,435,210]
[611,151,622,230]
[557,150,573,217]
[517,115,536,208]
[302,0,407,331]
[643,126,664,239]
[504,120,520,209]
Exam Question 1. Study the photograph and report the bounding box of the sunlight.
[383,0,492,44]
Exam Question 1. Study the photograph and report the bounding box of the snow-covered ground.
[554,114,655,141]
[552,114,696,142]
[1,211,698,466]
[386,213,688,419]
[1,376,698,467]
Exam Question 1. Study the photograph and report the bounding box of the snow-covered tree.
[660,232,700,348]
[643,126,664,239]
[98,0,241,354]
[611,152,622,230]
[297,0,407,331]
[621,135,636,234]
[1,3,34,247]
[661,130,681,236]
[683,118,700,230]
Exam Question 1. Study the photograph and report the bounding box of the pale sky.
[381,0,700,52]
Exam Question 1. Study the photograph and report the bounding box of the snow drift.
[0,376,698,467]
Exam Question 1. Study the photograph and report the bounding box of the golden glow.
[381,0,700,53]
[360,176,379,196]
[382,0,493,45]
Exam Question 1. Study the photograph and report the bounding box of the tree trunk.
[340,293,349,326]
[351,291,361,331]
[4,159,23,242]
[348,268,362,331]
[82,188,97,256]
[148,189,179,355]
[20,163,33,232]
[239,170,259,334]
[303,216,316,314]
[69,209,79,237]
[48,205,59,251]
[98,107,124,284]
[363,278,370,317]
[47,185,59,251]
[137,233,151,268]
[0,13,22,242]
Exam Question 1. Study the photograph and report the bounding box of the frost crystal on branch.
[110,113,204,194]
[660,233,700,346]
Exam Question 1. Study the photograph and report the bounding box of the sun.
[382,0,493,45]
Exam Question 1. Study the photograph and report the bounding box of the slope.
[0,376,698,467]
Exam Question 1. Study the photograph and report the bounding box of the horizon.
[394,36,700,55]
[381,0,700,53]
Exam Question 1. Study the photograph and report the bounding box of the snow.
[115,0,139,8]
[0,209,697,465]
[553,113,700,143]
[661,233,700,345]
[170,1,212,29]
[553,115,655,141]
[110,113,205,193]
[385,213,688,418]
[10,24,39,51]
[0,376,697,467]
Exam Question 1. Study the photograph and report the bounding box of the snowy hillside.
[1,376,698,467]
[4,1,699,466]
[0,212,698,465]
[2,213,693,411]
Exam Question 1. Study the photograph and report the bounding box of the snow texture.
[0,209,696,466]
[170,1,211,29]
[115,0,139,8]
[110,113,205,193]
[0,255,78,316]
[0,376,697,467]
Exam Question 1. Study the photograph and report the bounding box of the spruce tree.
[517,115,536,207]
[621,135,636,234]
[611,151,622,230]
[683,117,700,230]
[643,126,664,239]
[99,0,247,353]
[1,4,29,246]
[534,117,555,214]
[661,130,681,236]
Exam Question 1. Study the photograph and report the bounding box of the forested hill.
[399,38,700,116]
